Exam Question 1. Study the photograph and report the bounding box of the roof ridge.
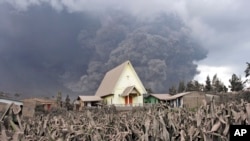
[106,60,130,74]
[95,60,131,96]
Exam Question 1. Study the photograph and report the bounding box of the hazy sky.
[0,0,249,96]
[180,0,250,87]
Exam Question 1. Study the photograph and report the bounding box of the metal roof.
[78,96,102,102]
[149,94,171,100]
[165,92,191,100]
[148,92,191,100]
[0,98,23,105]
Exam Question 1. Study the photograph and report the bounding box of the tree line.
[168,62,250,95]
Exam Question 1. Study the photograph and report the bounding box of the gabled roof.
[95,60,142,97]
[120,86,140,97]
[149,94,171,100]
[78,96,102,102]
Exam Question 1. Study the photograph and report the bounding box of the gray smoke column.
[69,12,208,93]
[0,1,207,97]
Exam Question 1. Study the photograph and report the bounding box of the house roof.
[165,92,191,100]
[120,86,140,97]
[78,96,102,102]
[95,61,130,97]
[23,98,56,104]
[0,98,23,105]
[149,94,171,100]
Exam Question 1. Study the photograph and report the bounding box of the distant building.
[144,91,207,109]
[166,91,206,109]
[0,98,23,113]
[22,98,56,117]
[144,94,171,104]
[74,96,102,111]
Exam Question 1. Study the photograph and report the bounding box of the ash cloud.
[0,3,97,96]
[0,1,207,96]
[68,11,207,93]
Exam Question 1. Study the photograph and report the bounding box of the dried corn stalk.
[0,101,249,140]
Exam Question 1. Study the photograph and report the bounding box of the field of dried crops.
[1,99,250,141]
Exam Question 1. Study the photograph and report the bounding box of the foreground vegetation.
[1,97,250,141]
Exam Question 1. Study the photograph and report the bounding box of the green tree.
[214,79,224,92]
[177,81,186,93]
[244,62,250,86]
[211,74,226,93]
[146,88,153,94]
[223,85,228,92]
[205,76,212,92]
[186,80,201,91]
[194,81,201,91]
[56,91,62,108]
[212,74,218,87]
[229,74,244,92]
[169,85,177,95]
[245,62,250,77]
[65,95,71,110]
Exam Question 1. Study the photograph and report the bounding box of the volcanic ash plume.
[0,2,207,96]
[68,12,208,93]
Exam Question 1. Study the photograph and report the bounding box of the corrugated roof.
[78,96,102,102]
[165,92,191,100]
[95,61,130,97]
[150,94,171,100]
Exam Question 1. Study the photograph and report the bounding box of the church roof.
[95,60,145,97]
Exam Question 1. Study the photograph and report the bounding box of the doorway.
[125,96,133,105]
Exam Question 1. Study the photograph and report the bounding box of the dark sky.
[0,0,249,98]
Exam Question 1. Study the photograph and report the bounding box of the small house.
[74,96,102,111]
[144,94,171,104]
[165,92,191,108]
[22,98,56,117]
[95,60,147,107]
[0,98,23,113]
[165,91,206,109]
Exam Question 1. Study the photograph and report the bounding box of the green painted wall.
[144,96,159,104]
